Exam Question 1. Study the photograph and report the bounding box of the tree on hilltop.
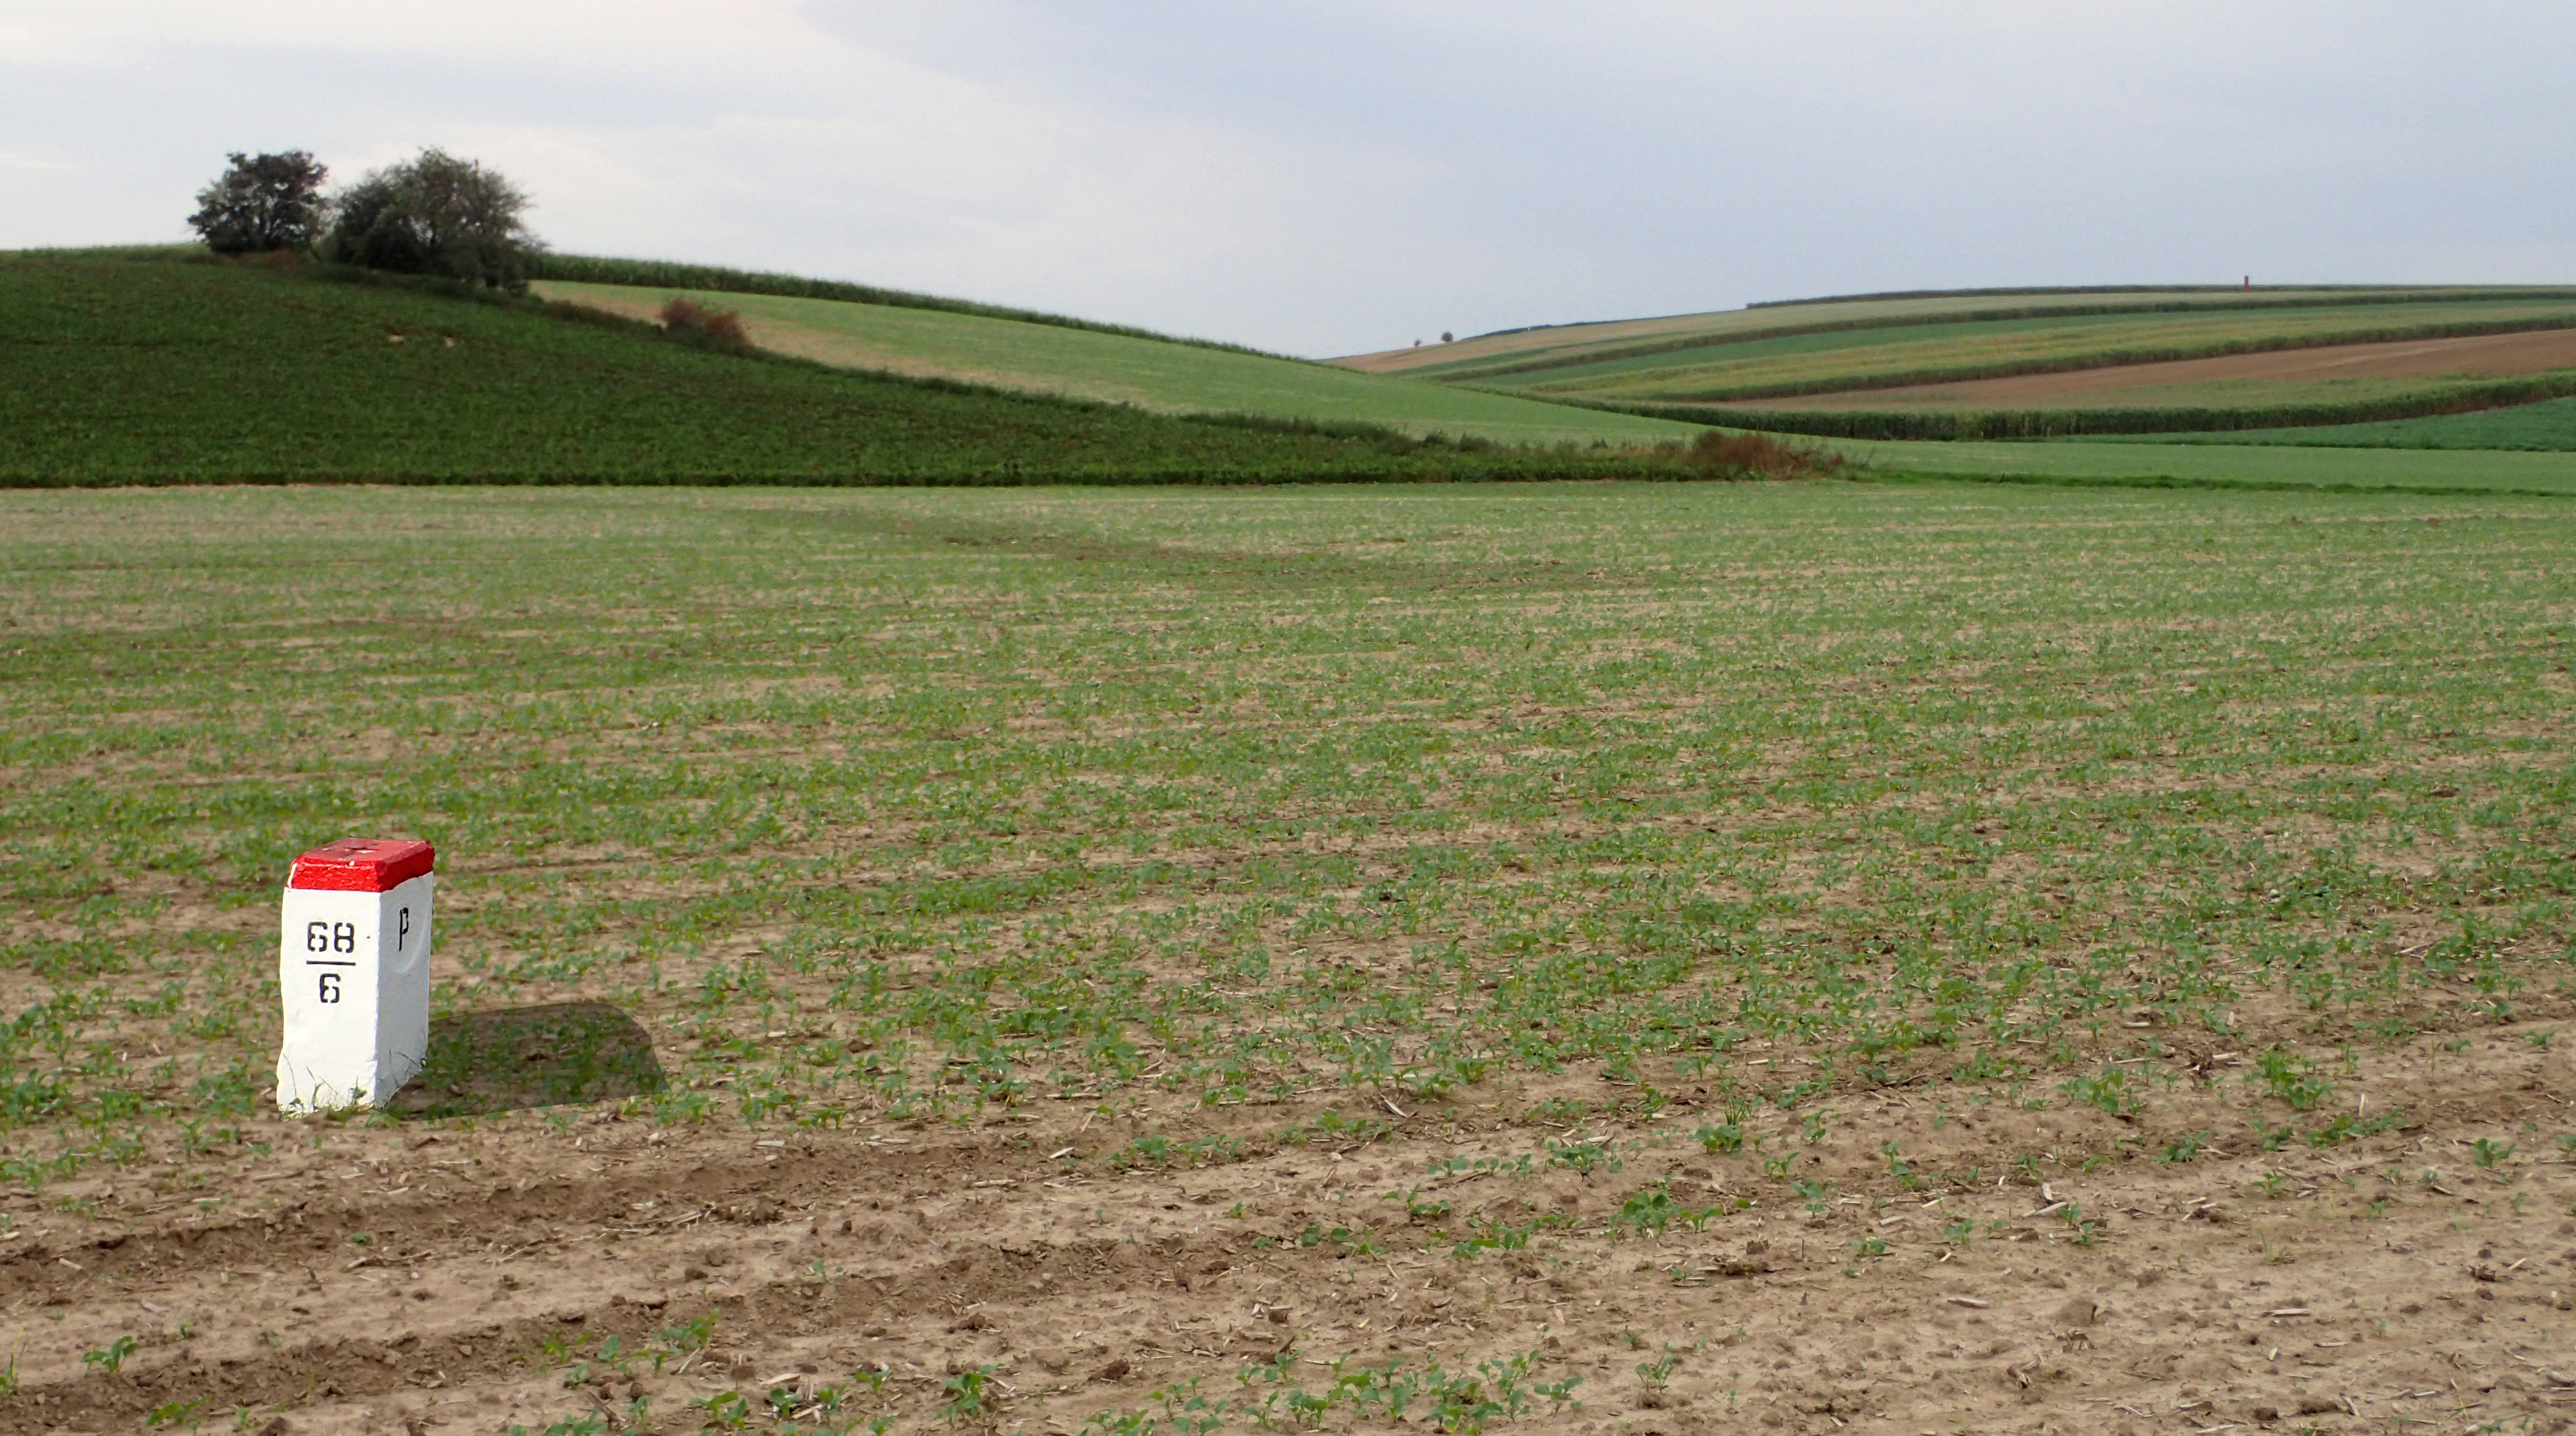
[323,148,541,291]
[187,151,330,254]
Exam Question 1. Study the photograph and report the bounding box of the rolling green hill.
[0,252,1687,486]
[531,276,1699,447]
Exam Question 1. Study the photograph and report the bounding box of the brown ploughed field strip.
[1727,327,2576,411]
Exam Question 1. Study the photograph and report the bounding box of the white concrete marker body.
[277,838,435,1112]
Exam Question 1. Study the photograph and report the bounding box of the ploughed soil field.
[4,482,2574,1435]
[1718,327,2576,412]
[10,1028,2575,1435]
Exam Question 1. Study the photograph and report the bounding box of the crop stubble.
[2,483,2573,1434]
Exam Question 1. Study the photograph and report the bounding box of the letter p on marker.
[276,838,435,1113]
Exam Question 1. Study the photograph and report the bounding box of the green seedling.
[2158,1131,2210,1163]
[941,1364,997,1424]
[82,1334,138,1377]
[1381,1185,1451,1222]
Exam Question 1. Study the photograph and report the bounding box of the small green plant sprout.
[1880,1140,1920,1190]
[1850,1235,1890,1257]
[941,1363,997,1424]
[1942,1218,1978,1246]
[2059,1203,2101,1247]
[2060,1068,2138,1116]
[1542,1137,1620,1174]
[145,1397,210,1428]
[1613,1183,1691,1238]
[1789,1178,1832,1215]
[648,1312,718,1374]
[2256,1170,2288,1198]
[83,1334,139,1377]
[2158,1131,2210,1164]
[2255,1048,2333,1111]
[505,1418,608,1436]
[2525,1029,2555,1050]
[1694,1122,1745,1155]
[2471,1137,2515,1169]
[690,1391,753,1432]
[1381,1185,1451,1222]
[1635,1346,1680,1391]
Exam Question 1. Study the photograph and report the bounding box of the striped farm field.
[1466,300,2576,404]
[533,279,1701,447]
[1333,285,2546,378]
[1339,284,2576,441]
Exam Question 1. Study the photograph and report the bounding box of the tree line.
[188,148,538,290]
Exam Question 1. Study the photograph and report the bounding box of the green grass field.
[6,479,2570,1178]
[1842,434,2576,494]
[533,278,1697,446]
[0,253,1687,485]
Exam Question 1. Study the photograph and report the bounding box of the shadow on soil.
[391,1002,667,1118]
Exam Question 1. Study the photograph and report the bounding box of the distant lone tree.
[323,148,540,290]
[187,151,330,254]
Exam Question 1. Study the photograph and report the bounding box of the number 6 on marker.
[277,838,435,1113]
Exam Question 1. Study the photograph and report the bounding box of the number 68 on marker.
[276,838,435,1113]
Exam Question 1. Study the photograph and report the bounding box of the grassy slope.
[0,255,1675,485]
[533,280,1698,447]
[2074,395,2576,450]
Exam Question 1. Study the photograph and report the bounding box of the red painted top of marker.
[288,838,436,892]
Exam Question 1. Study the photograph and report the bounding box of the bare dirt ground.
[10,1022,2572,1435]
[1736,328,2576,410]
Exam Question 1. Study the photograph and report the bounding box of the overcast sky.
[6,2,2573,356]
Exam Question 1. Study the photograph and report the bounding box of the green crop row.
[1587,372,2576,440]
[1413,289,2576,386]
[2075,395,2576,451]
[2,481,2568,1180]
[1514,314,2576,403]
